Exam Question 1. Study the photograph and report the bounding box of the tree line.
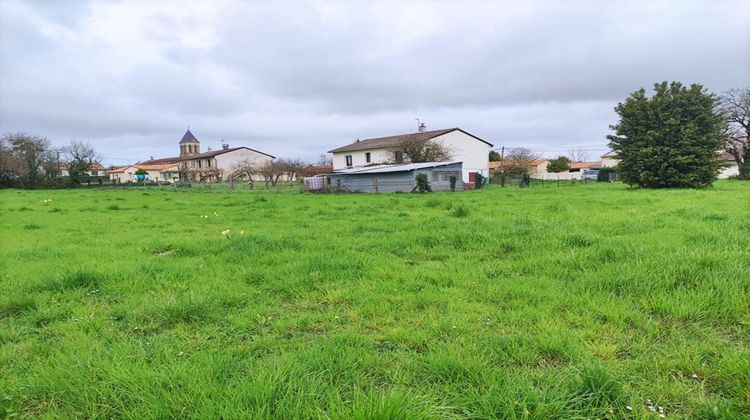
[0,133,100,188]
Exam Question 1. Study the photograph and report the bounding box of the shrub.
[449,175,457,192]
[474,174,484,189]
[415,173,432,193]
[597,167,618,182]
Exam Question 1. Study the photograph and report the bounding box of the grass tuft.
[450,203,470,218]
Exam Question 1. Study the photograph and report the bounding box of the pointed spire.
[179,128,199,144]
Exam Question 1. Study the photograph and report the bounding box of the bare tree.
[2,132,55,185]
[177,161,190,182]
[317,154,332,165]
[504,147,541,176]
[63,140,101,184]
[228,158,262,189]
[567,149,589,162]
[0,136,23,186]
[197,167,222,184]
[276,158,306,186]
[719,88,750,179]
[256,160,285,188]
[395,137,453,163]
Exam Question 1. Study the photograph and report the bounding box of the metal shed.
[330,161,463,193]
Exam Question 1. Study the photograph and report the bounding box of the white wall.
[533,172,584,180]
[332,148,393,170]
[215,148,273,171]
[433,130,491,182]
[601,157,619,168]
[719,163,739,179]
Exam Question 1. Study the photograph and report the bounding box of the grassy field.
[1,182,749,418]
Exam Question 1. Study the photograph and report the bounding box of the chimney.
[222,144,229,150]
[150,156,153,161]
[418,122,426,133]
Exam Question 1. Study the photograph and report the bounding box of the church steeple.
[179,128,200,156]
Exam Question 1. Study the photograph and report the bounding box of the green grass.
[1,182,749,418]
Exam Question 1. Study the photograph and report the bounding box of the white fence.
[532,172,584,181]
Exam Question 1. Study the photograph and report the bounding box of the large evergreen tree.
[547,156,571,173]
[607,82,725,188]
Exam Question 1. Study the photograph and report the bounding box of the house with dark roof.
[109,129,276,183]
[327,126,493,182]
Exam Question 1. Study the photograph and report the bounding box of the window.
[395,151,404,163]
[207,159,211,167]
[365,152,371,163]
[346,155,353,167]
[198,160,202,168]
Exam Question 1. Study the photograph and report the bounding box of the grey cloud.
[0,0,748,164]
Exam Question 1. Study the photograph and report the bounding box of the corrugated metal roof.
[334,161,462,174]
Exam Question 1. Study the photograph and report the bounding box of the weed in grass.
[0,296,36,318]
[156,295,220,326]
[23,223,41,230]
[564,233,594,248]
[450,203,470,218]
[48,207,62,213]
[42,270,106,292]
[572,362,623,411]
[18,206,31,211]
[107,204,121,210]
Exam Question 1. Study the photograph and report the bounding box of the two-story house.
[328,126,493,182]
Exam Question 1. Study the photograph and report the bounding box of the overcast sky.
[1,0,748,165]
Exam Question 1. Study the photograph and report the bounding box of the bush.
[597,167,618,182]
[415,173,432,193]
[449,175,457,192]
[474,174,484,189]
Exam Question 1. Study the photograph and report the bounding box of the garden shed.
[330,161,463,193]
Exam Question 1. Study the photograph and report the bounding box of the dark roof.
[191,146,275,159]
[139,147,275,165]
[139,156,183,165]
[328,127,492,153]
[179,129,200,144]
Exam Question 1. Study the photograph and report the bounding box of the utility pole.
[499,146,506,188]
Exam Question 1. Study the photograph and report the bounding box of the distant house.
[110,130,275,183]
[108,163,179,183]
[331,161,463,193]
[719,152,739,179]
[59,162,107,177]
[601,151,619,168]
[328,126,492,182]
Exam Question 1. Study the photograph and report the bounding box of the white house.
[108,163,179,183]
[328,126,493,182]
[59,162,107,177]
[111,130,276,183]
[601,151,619,168]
